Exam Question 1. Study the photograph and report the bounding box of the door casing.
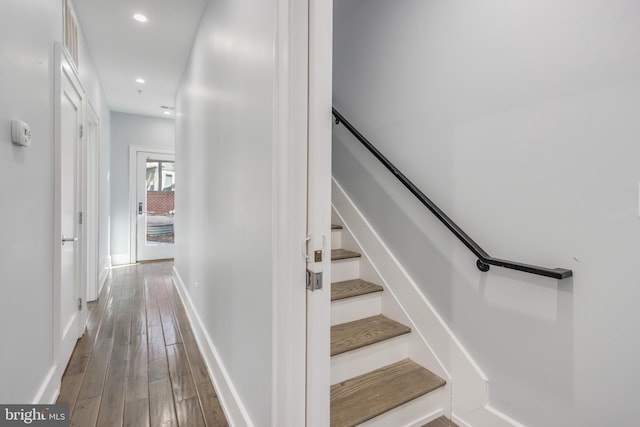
[128,145,175,264]
[270,0,332,424]
[305,0,333,424]
[84,101,100,302]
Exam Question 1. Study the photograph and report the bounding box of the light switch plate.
[11,119,31,147]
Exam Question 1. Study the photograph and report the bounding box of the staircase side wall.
[333,1,640,425]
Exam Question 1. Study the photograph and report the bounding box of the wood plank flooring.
[57,261,228,427]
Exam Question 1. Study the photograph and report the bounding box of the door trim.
[128,145,175,264]
[53,42,86,381]
[84,100,100,302]
[271,0,309,424]
[305,0,333,424]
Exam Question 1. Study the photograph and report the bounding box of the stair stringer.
[332,178,523,427]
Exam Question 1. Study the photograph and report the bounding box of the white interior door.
[55,44,85,374]
[136,151,175,261]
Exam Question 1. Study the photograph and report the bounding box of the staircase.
[329,223,455,427]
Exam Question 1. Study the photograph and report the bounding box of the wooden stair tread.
[331,279,383,301]
[331,224,343,230]
[331,248,361,261]
[423,416,459,427]
[331,314,410,356]
[330,359,446,427]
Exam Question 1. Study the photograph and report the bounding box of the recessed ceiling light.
[133,14,148,23]
[163,111,171,116]
[135,78,145,84]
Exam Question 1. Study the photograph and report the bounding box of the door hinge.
[306,270,323,291]
[78,297,82,311]
[78,211,83,225]
[79,125,83,138]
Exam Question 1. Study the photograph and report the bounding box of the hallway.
[57,261,228,427]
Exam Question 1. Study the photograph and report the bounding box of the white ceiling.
[72,0,207,118]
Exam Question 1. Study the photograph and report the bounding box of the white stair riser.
[331,292,382,326]
[331,258,360,282]
[358,388,446,427]
[331,229,342,249]
[330,335,409,385]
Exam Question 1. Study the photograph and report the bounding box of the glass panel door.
[136,151,175,261]
[145,159,175,244]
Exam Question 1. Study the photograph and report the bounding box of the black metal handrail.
[332,108,573,280]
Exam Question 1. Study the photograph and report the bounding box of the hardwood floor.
[57,261,228,427]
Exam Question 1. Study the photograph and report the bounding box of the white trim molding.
[172,268,254,427]
[84,100,101,303]
[110,253,130,266]
[332,178,523,427]
[98,261,110,295]
[33,364,59,404]
[271,0,309,421]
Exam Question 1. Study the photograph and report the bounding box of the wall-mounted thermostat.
[11,120,32,147]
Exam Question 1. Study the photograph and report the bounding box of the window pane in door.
[146,160,175,244]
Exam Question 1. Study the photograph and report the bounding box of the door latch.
[138,202,143,215]
[306,270,323,291]
[304,236,324,291]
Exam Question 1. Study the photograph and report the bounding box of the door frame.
[53,42,86,381]
[270,0,332,424]
[271,0,308,423]
[128,145,175,264]
[305,0,333,425]
[84,101,100,302]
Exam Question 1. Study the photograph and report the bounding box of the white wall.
[333,1,640,426]
[110,112,174,263]
[174,0,275,424]
[0,0,61,404]
[0,0,110,403]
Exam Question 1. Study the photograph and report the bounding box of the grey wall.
[110,112,174,262]
[174,0,275,424]
[0,0,110,403]
[333,0,640,425]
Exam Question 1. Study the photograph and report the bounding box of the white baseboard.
[110,253,130,266]
[98,263,110,295]
[172,267,254,427]
[457,405,525,427]
[33,364,59,404]
[332,178,522,427]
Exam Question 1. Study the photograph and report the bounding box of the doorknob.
[62,235,78,245]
